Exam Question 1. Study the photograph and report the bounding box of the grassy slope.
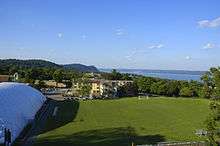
[34,97,210,146]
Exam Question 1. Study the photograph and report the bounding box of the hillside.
[63,64,99,72]
[0,59,61,68]
[0,59,99,72]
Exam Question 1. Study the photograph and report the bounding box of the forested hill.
[0,59,61,68]
[63,64,99,73]
[0,59,99,72]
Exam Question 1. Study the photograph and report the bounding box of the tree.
[150,82,159,94]
[166,81,180,96]
[111,69,122,80]
[203,67,220,144]
[205,100,220,145]
[211,67,220,99]
[121,73,132,80]
[205,115,217,145]
[24,69,35,83]
[189,80,202,97]
[150,80,167,95]
[65,80,73,88]
[53,70,63,83]
[149,81,168,95]
[201,73,213,98]
[179,87,194,97]
[200,84,212,99]
[201,67,220,99]
[8,66,18,75]
[157,81,168,95]
[117,82,138,97]
[78,79,92,97]
[79,84,92,97]
[37,80,46,89]
[135,77,155,93]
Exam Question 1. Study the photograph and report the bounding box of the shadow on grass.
[34,127,165,146]
[37,99,79,135]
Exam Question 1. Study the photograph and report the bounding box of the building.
[0,75,9,82]
[91,80,101,97]
[100,81,117,98]
[44,80,67,88]
[116,80,134,86]
[72,79,134,98]
[0,82,46,144]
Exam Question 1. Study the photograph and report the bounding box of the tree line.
[1,63,218,99]
[103,68,219,99]
[101,69,203,98]
[200,67,220,145]
[134,76,203,97]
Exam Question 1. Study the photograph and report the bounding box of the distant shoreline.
[100,68,205,81]
[99,68,206,75]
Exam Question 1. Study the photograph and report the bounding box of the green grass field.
[33,97,210,146]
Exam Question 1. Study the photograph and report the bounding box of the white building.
[0,82,46,144]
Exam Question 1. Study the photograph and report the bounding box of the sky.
[0,0,220,71]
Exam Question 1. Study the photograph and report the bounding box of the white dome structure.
[0,82,46,143]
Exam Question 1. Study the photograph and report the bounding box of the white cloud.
[198,17,220,28]
[115,28,125,36]
[112,64,120,68]
[125,44,164,60]
[185,56,191,60]
[148,44,164,49]
[98,63,106,68]
[125,43,164,61]
[18,47,25,51]
[81,34,87,40]
[57,33,63,38]
[125,48,138,60]
[203,43,216,49]
[125,55,134,61]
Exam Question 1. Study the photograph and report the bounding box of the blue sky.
[0,0,220,71]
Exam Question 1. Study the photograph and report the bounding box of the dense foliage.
[202,67,220,145]
[200,67,220,99]
[63,64,99,72]
[1,59,216,99]
[134,76,202,97]
[100,69,203,98]
[101,69,133,80]
[73,78,92,97]
[0,59,99,74]
[0,59,204,98]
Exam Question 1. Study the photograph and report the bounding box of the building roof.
[0,75,9,82]
[0,82,46,143]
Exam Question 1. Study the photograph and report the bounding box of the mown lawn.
[33,97,210,146]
